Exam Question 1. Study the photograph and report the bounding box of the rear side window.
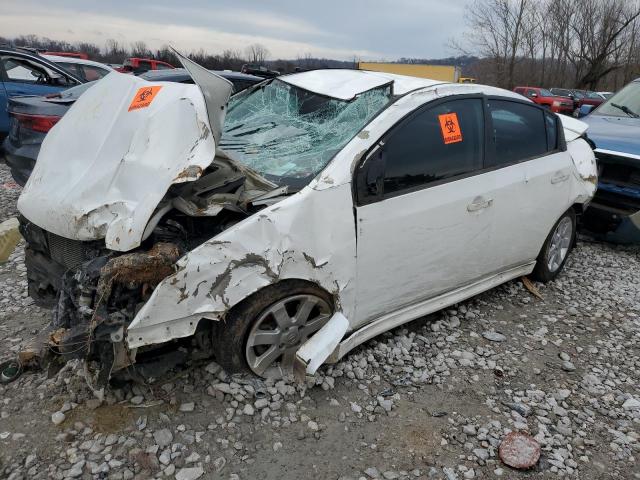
[383,98,484,196]
[81,65,109,81]
[545,111,559,151]
[487,100,548,167]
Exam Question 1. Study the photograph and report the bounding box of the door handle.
[551,173,570,184]
[467,197,493,212]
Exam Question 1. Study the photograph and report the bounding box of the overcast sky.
[2,0,472,60]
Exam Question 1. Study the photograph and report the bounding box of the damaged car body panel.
[18,68,233,252]
[127,182,357,350]
[16,64,597,384]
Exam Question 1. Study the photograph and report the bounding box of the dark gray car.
[140,68,263,92]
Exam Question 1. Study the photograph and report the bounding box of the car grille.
[46,231,93,270]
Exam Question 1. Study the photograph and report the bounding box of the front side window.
[382,98,484,196]
[488,100,549,166]
[220,79,392,189]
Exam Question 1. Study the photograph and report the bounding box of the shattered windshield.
[220,79,392,188]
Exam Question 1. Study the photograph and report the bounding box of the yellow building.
[358,62,462,82]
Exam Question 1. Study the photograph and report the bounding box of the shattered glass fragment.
[220,79,391,187]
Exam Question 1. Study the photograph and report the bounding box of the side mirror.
[577,104,595,118]
[355,146,385,205]
[530,92,538,98]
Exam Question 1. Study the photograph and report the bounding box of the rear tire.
[211,280,334,379]
[531,209,576,282]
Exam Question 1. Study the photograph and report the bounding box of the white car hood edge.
[18,59,233,252]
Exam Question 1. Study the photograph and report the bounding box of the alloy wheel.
[245,294,332,379]
[547,216,573,272]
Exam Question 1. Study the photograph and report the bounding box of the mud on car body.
[16,52,598,387]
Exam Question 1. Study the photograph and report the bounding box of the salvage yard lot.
[0,162,639,480]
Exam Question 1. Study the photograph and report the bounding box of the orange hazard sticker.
[438,112,463,144]
[128,86,162,111]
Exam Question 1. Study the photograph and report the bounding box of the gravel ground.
[0,163,639,480]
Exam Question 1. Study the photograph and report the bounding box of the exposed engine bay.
[20,155,283,386]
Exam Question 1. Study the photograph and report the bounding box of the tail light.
[12,113,61,133]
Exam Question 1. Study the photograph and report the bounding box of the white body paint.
[17,69,597,371]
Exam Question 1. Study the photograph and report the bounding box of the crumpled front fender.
[126,183,357,350]
[567,137,598,203]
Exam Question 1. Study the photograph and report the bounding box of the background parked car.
[578,78,640,243]
[2,81,95,185]
[513,87,574,114]
[574,89,605,109]
[596,91,614,100]
[0,47,83,139]
[43,54,114,82]
[240,63,280,78]
[550,88,604,115]
[116,57,175,75]
[141,68,263,93]
[42,51,88,60]
[2,69,262,186]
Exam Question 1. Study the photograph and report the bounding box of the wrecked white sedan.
[16,54,597,384]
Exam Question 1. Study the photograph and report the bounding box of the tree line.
[0,35,356,74]
[457,0,640,91]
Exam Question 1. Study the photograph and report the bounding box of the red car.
[513,87,574,115]
[116,58,175,75]
[572,89,605,109]
[42,51,89,60]
[550,88,604,112]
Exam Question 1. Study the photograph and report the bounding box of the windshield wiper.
[610,103,639,118]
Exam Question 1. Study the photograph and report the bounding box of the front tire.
[531,209,576,282]
[211,280,334,379]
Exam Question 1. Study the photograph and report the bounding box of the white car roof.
[43,55,114,71]
[278,69,444,101]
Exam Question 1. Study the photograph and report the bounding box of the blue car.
[0,47,83,139]
[579,79,640,243]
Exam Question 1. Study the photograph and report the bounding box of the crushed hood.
[18,59,234,252]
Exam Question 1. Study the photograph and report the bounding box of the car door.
[483,98,571,269]
[353,97,495,326]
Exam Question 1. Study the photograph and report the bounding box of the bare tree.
[457,0,532,88]
[245,43,270,64]
[131,40,150,59]
[569,0,640,88]
[458,0,640,89]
